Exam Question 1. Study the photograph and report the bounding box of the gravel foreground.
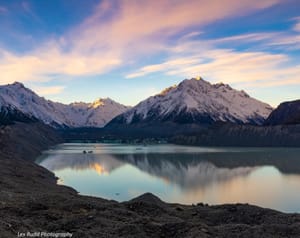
[1,122,300,238]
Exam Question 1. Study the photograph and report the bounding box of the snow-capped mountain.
[107,77,273,126]
[0,82,129,128]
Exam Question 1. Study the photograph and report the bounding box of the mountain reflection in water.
[39,153,256,189]
[37,144,300,212]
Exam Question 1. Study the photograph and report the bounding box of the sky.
[0,0,299,107]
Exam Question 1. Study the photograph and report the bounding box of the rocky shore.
[1,122,300,237]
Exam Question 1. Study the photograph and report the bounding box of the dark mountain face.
[265,100,300,125]
[0,106,37,125]
[171,123,300,147]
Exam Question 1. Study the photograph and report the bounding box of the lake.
[36,143,300,213]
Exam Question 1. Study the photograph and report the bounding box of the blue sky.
[0,0,299,106]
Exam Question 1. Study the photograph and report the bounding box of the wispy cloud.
[126,57,202,79]
[21,1,42,23]
[0,0,280,84]
[292,17,300,32]
[260,16,300,49]
[0,45,122,84]
[126,46,300,88]
[0,6,8,14]
[126,18,300,90]
[294,24,300,32]
[166,49,300,88]
[32,85,65,96]
[210,32,279,44]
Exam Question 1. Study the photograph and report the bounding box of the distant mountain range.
[0,82,129,128]
[107,78,273,128]
[1,78,299,132]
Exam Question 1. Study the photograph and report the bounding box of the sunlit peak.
[159,85,177,96]
[91,99,105,108]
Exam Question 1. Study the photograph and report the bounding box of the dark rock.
[265,100,300,125]
[128,193,165,207]
[175,206,183,211]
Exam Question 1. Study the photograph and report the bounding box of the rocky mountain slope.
[171,123,300,147]
[0,82,129,128]
[0,122,63,161]
[265,99,300,125]
[107,78,273,128]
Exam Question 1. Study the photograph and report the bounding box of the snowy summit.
[0,82,129,128]
[108,78,273,126]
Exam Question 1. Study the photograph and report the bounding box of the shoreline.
[1,122,300,237]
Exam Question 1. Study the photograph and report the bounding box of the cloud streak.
[32,85,65,96]
[0,45,122,83]
[126,46,300,89]
[0,0,280,85]
[126,15,300,89]
[126,57,202,79]
[0,6,8,14]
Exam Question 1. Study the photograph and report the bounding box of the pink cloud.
[0,0,281,84]
[126,57,202,78]
[294,23,300,32]
[70,0,280,54]
[0,6,8,14]
[292,16,300,32]
[0,46,121,84]
[126,43,300,90]
[32,86,65,96]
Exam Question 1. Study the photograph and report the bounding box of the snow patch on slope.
[116,78,272,125]
[0,82,129,128]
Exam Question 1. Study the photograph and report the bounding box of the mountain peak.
[0,83,128,128]
[194,76,204,81]
[10,81,25,88]
[91,97,119,108]
[92,98,105,107]
[107,77,273,126]
[6,82,37,96]
[180,77,211,87]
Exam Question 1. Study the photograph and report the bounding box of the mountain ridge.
[0,82,129,128]
[106,78,273,129]
[0,78,276,130]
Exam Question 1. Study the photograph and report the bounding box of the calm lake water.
[36,143,300,213]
